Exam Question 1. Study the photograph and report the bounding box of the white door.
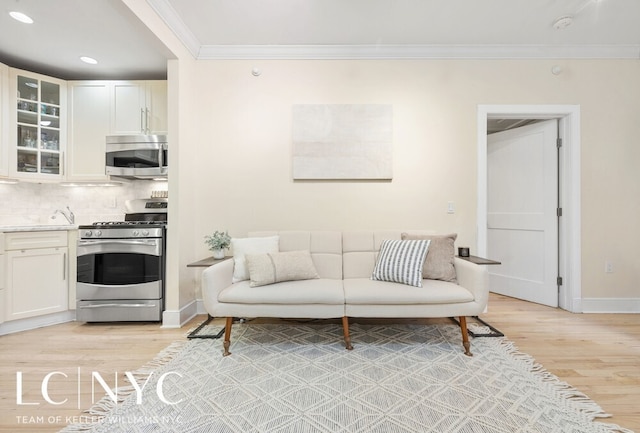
[487,119,559,307]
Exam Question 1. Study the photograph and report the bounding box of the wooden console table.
[187,256,231,267]
[454,254,503,337]
[456,255,501,265]
[186,256,232,339]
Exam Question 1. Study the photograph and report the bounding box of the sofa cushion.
[218,278,344,305]
[245,250,319,287]
[402,233,458,283]
[344,278,474,305]
[231,236,279,283]
[371,239,430,287]
[250,231,344,279]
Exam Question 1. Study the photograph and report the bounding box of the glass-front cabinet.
[10,69,66,179]
[0,63,8,178]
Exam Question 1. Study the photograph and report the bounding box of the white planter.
[212,249,225,259]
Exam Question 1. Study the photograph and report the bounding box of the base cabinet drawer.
[5,231,68,250]
[76,300,162,322]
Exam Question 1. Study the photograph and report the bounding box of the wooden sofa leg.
[222,317,233,356]
[459,316,473,356]
[342,316,354,350]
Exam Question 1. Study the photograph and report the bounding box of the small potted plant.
[204,230,231,259]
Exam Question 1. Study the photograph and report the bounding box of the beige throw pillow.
[245,250,319,287]
[231,236,280,283]
[401,233,458,283]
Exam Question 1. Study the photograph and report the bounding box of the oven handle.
[78,239,159,247]
[79,303,158,309]
[77,239,162,256]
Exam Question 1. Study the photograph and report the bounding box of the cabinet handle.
[140,108,145,133]
[62,253,66,280]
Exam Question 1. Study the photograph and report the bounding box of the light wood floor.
[0,293,638,432]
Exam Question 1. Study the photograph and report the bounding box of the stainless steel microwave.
[105,135,168,180]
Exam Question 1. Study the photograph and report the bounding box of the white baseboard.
[161,299,201,328]
[581,298,640,313]
[196,299,207,315]
[0,311,76,335]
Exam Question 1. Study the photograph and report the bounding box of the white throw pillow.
[231,236,279,283]
[371,239,431,287]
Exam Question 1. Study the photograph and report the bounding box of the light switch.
[447,201,455,214]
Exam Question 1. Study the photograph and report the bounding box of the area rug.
[61,323,632,433]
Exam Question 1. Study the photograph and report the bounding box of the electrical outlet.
[605,261,614,273]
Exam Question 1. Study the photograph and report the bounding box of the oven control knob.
[94,230,102,237]
[132,230,140,237]
[84,230,92,237]
[141,229,150,237]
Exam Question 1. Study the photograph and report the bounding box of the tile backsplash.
[0,181,168,226]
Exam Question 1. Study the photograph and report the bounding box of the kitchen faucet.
[53,206,75,224]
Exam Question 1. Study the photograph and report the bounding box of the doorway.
[477,105,582,313]
[487,119,559,307]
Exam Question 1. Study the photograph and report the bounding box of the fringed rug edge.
[492,337,634,433]
[58,340,188,433]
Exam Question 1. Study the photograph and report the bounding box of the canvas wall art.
[292,104,393,180]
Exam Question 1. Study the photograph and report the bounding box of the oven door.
[76,238,163,301]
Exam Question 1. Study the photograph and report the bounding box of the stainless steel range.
[76,198,167,322]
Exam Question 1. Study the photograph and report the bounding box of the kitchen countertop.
[0,225,78,232]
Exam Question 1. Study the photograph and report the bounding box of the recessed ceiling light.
[9,11,33,24]
[553,16,573,30]
[80,56,98,65]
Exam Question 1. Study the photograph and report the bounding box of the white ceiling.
[0,0,639,80]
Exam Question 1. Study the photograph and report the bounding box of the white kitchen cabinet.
[110,80,167,135]
[8,68,67,181]
[0,232,5,324]
[0,63,9,178]
[4,231,68,321]
[66,81,111,181]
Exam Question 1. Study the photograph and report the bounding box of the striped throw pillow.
[371,239,431,287]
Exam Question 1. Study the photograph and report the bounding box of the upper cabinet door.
[146,81,168,135]
[0,63,9,178]
[110,81,146,135]
[110,81,167,135]
[66,81,111,181]
[9,68,66,180]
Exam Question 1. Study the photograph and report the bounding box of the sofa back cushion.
[342,230,437,279]
[249,231,343,279]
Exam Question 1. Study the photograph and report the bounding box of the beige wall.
[124,0,202,323]
[186,59,640,306]
[127,0,639,313]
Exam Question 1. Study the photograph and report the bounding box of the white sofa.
[202,230,489,357]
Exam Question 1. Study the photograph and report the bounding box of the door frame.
[477,105,581,312]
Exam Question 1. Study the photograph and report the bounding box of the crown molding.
[197,44,640,60]
[145,1,640,61]
[146,0,201,58]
